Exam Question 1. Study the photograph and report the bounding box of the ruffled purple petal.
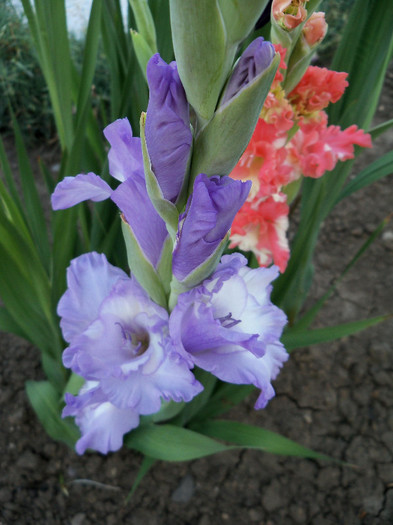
[145,54,192,202]
[192,341,288,409]
[51,173,112,210]
[221,38,275,105]
[169,254,288,408]
[172,174,251,281]
[103,118,144,182]
[111,177,168,268]
[58,252,128,344]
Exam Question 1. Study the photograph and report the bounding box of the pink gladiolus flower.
[302,12,328,47]
[288,66,348,114]
[229,49,372,274]
[262,87,295,135]
[230,195,290,273]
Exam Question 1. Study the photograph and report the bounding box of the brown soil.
[0,73,392,525]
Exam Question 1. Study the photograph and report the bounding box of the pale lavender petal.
[58,252,128,344]
[103,118,144,182]
[100,349,203,415]
[51,173,112,210]
[172,174,251,281]
[63,386,139,454]
[145,54,192,202]
[221,38,275,105]
[111,177,168,268]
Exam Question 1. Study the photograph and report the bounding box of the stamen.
[217,312,241,329]
[115,323,149,356]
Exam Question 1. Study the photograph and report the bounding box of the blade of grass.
[335,150,393,204]
[369,118,393,141]
[125,456,156,503]
[294,215,392,331]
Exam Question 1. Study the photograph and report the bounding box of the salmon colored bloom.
[230,195,290,273]
[230,118,294,199]
[230,50,372,273]
[288,66,348,114]
[289,117,372,178]
[262,86,294,135]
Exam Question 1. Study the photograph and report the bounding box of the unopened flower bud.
[302,12,327,47]
[272,0,308,31]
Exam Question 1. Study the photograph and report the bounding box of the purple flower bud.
[170,254,288,409]
[145,54,192,203]
[220,38,276,106]
[172,174,251,282]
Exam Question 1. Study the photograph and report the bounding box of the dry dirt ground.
[0,72,392,525]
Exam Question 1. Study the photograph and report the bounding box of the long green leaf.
[0,137,26,220]
[125,424,231,461]
[369,118,393,141]
[75,0,103,130]
[192,420,334,461]
[191,384,255,422]
[282,314,392,352]
[336,150,393,204]
[11,113,50,268]
[0,307,29,341]
[328,0,393,129]
[21,0,74,150]
[25,380,78,448]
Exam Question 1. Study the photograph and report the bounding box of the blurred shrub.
[0,0,54,142]
[0,0,111,145]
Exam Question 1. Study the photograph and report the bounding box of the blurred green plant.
[0,0,53,141]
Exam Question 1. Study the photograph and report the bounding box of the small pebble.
[171,474,195,503]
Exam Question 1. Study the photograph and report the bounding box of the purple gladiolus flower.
[60,252,202,454]
[220,37,276,105]
[172,174,251,281]
[145,54,192,203]
[51,118,168,269]
[170,254,288,409]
